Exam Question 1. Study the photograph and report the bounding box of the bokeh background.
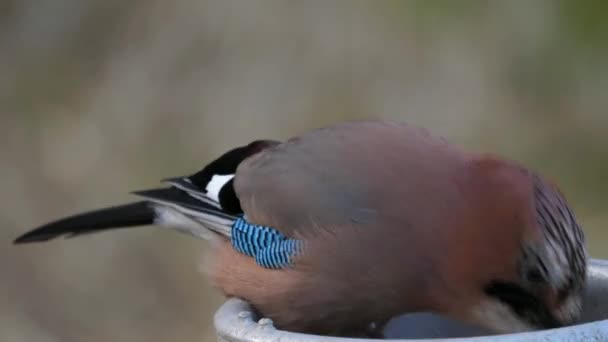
[2,1,608,341]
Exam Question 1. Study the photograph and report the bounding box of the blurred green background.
[2,1,607,341]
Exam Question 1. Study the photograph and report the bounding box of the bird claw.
[237,311,252,319]
[258,317,274,327]
[364,321,385,338]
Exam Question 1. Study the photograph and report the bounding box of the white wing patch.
[205,174,235,202]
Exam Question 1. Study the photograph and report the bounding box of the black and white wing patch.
[165,139,279,214]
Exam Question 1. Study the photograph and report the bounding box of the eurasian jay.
[14,120,587,338]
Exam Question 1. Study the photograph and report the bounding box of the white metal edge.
[214,258,608,341]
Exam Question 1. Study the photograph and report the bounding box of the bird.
[14,120,587,338]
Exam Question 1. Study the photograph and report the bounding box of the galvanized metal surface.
[215,259,608,341]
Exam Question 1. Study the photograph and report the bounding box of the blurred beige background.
[2,1,607,341]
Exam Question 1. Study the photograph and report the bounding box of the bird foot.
[362,321,386,339]
[258,317,274,327]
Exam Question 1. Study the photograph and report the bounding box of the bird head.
[465,172,587,333]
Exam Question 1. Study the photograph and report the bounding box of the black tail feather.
[14,202,155,244]
[12,141,279,245]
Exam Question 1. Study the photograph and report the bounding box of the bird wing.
[234,120,468,239]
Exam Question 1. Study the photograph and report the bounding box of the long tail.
[13,140,278,245]
[13,202,156,243]
[13,187,237,244]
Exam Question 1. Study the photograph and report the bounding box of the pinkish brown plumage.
[15,120,587,338]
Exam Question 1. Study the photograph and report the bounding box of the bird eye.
[555,276,576,303]
[525,268,545,283]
